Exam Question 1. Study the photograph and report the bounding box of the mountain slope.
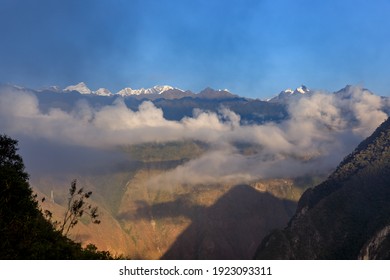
[255,117,390,259]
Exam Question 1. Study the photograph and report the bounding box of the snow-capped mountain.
[63,82,112,96]
[64,82,92,94]
[294,85,310,94]
[57,83,238,100]
[269,85,311,103]
[117,85,178,96]
[63,82,182,97]
[95,88,112,96]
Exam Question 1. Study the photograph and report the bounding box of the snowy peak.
[283,89,294,95]
[281,85,310,95]
[269,85,311,102]
[152,85,175,93]
[117,85,177,96]
[62,83,180,97]
[63,82,113,96]
[95,88,112,96]
[64,82,92,94]
[294,85,310,94]
[60,83,236,99]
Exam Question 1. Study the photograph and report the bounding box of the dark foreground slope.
[0,134,111,259]
[255,117,390,259]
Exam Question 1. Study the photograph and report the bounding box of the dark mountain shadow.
[162,185,296,259]
[121,184,296,259]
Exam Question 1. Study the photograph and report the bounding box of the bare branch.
[44,180,101,237]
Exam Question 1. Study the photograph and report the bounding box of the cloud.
[149,86,389,185]
[0,86,388,184]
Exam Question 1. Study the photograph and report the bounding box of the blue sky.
[1,0,390,98]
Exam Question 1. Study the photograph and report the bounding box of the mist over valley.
[0,83,388,258]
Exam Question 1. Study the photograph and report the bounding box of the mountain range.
[5,82,388,125]
[30,81,312,100]
[1,82,286,124]
[12,81,387,105]
[48,82,238,100]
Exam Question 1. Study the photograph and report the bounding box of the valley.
[32,140,312,259]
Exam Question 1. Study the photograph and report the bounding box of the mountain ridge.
[254,117,390,259]
[3,82,389,103]
[31,82,240,100]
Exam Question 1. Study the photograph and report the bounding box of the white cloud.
[0,86,388,183]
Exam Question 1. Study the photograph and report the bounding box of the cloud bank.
[0,86,387,184]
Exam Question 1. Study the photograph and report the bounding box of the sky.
[1,0,390,99]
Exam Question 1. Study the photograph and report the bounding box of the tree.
[0,134,42,258]
[0,134,111,259]
[57,179,101,236]
[0,135,35,215]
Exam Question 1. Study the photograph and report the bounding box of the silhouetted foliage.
[0,134,111,259]
[57,179,100,236]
